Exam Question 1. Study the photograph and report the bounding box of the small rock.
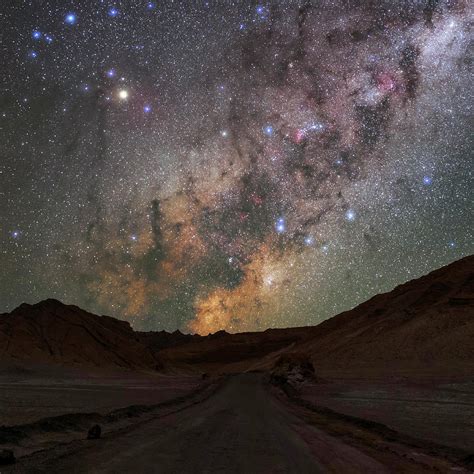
[0,448,15,465]
[87,424,102,440]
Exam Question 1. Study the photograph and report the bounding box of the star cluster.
[1,1,472,334]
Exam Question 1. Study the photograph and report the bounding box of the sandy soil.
[4,374,470,473]
[0,365,200,425]
[299,377,474,453]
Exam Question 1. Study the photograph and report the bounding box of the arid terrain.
[0,256,473,472]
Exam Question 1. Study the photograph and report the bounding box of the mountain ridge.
[1,255,472,375]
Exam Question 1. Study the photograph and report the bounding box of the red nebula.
[376,72,396,93]
[292,129,306,144]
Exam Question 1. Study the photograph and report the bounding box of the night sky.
[1,1,472,334]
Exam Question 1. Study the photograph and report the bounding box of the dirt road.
[7,374,469,473]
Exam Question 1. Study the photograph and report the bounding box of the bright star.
[307,122,324,132]
[131,235,138,241]
[304,236,314,246]
[221,130,228,138]
[256,5,269,20]
[423,176,432,186]
[108,8,119,17]
[147,2,155,9]
[11,230,20,239]
[45,35,53,44]
[144,105,152,113]
[345,209,356,221]
[106,68,116,78]
[28,51,38,59]
[264,125,274,136]
[65,13,77,25]
[32,30,42,40]
[118,89,129,100]
[275,217,286,234]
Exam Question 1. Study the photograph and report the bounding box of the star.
[144,105,152,113]
[118,89,129,100]
[263,125,274,136]
[32,31,42,40]
[345,210,356,221]
[275,217,286,234]
[307,122,324,132]
[65,13,77,25]
[108,8,119,18]
[423,176,433,186]
[106,69,116,78]
[256,5,268,19]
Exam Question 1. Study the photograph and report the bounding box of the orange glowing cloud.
[187,243,297,335]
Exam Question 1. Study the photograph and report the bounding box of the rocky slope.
[0,299,161,370]
[283,254,474,376]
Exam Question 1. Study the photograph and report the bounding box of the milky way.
[1,1,472,333]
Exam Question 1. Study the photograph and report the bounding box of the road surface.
[6,374,468,473]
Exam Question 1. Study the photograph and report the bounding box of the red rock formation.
[0,299,161,370]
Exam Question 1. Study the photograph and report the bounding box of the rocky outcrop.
[0,299,161,371]
[270,352,316,390]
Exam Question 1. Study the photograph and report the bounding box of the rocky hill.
[284,255,474,376]
[0,299,161,371]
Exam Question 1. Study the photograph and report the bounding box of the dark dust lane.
[8,373,395,474]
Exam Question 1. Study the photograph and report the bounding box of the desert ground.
[2,373,472,473]
[300,377,474,453]
[0,365,200,426]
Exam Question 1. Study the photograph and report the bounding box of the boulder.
[270,352,316,390]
